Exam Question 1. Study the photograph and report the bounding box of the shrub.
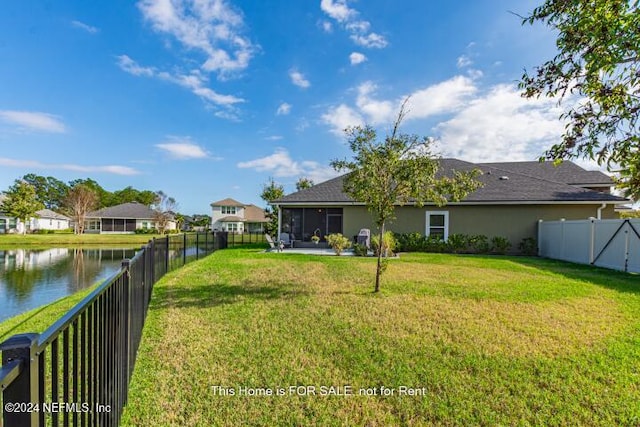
[490,236,511,254]
[469,234,490,254]
[423,235,447,253]
[371,231,397,257]
[447,233,469,253]
[353,243,368,257]
[325,233,352,256]
[394,232,424,252]
[519,237,538,256]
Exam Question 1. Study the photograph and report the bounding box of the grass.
[0,233,162,248]
[0,281,102,342]
[121,249,640,426]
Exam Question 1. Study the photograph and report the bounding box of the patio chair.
[279,232,292,248]
[265,234,283,252]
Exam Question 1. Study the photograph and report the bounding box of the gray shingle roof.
[274,159,627,204]
[36,209,70,220]
[478,161,613,185]
[86,202,157,219]
[210,198,245,207]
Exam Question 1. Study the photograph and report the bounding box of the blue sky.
[0,0,574,214]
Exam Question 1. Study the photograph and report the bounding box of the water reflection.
[0,247,137,322]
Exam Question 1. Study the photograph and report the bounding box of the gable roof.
[478,161,613,186]
[86,202,158,219]
[274,158,627,205]
[210,198,245,207]
[244,204,268,222]
[36,209,70,221]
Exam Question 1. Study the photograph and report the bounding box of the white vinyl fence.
[538,218,640,273]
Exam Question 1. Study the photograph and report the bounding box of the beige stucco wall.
[343,204,617,249]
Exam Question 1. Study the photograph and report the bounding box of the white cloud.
[289,69,310,88]
[355,81,394,124]
[71,20,99,34]
[321,104,364,136]
[434,84,565,162]
[136,0,255,78]
[320,20,333,33]
[322,76,477,134]
[320,0,357,23]
[350,32,387,48]
[156,137,209,159]
[349,52,367,65]
[237,148,339,183]
[0,110,66,133]
[264,135,283,141]
[0,158,140,175]
[116,54,155,77]
[320,0,387,49]
[406,75,478,119]
[457,54,472,68]
[276,102,292,115]
[116,55,243,109]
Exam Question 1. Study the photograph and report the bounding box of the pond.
[0,247,138,322]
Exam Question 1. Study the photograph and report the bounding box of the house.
[84,202,177,233]
[29,209,71,231]
[272,159,628,249]
[0,195,70,233]
[210,198,268,233]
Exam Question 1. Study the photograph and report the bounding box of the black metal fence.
[225,232,267,247]
[0,231,227,427]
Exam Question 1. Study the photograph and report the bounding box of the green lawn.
[0,233,161,248]
[121,249,640,426]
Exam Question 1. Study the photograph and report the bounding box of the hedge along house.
[210,198,268,233]
[84,202,176,234]
[272,159,628,250]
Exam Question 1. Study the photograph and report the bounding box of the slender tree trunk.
[374,222,385,293]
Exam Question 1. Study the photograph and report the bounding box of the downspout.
[596,203,607,220]
[276,204,282,239]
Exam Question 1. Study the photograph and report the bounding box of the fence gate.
[538,218,640,273]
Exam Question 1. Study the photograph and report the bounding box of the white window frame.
[425,211,449,241]
[221,206,237,215]
[226,223,239,232]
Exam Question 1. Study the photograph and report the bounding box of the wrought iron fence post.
[121,259,132,396]
[165,235,170,274]
[196,232,200,260]
[183,233,187,266]
[1,333,40,427]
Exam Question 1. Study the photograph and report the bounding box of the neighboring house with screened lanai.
[210,198,268,233]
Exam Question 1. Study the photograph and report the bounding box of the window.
[226,223,238,232]
[8,218,17,229]
[0,219,5,230]
[221,206,237,215]
[425,211,449,240]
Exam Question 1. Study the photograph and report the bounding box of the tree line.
[0,173,177,234]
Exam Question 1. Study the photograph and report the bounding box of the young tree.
[152,191,178,234]
[0,180,44,234]
[295,177,315,191]
[260,178,285,236]
[519,0,640,199]
[64,184,98,234]
[331,102,482,292]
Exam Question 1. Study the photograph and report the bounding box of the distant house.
[210,198,268,233]
[29,209,71,231]
[272,159,628,250]
[0,195,70,233]
[84,202,177,234]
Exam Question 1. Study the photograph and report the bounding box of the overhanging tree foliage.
[519,0,640,199]
[0,180,44,234]
[331,102,482,292]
